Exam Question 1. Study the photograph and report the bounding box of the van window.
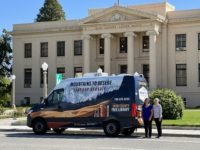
[47,89,64,105]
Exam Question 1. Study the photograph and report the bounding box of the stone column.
[124,32,137,74]
[146,30,159,89]
[101,33,112,74]
[82,34,91,74]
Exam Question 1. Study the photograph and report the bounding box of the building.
[12,2,200,107]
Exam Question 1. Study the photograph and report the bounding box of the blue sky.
[0,0,199,32]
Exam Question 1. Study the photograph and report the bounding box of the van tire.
[121,128,135,136]
[53,128,65,134]
[32,119,47,135]
[103,121,120,137]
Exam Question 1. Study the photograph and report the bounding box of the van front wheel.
[103,121,120,137]
[53,128,65,134]
[32,119,47,135]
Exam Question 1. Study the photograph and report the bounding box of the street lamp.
[11,75,16,109]
[42,62,48,98]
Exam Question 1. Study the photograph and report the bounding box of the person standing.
[142,98,153,138]
[153,98,163,138]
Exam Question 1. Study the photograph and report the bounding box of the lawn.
[162,109,200,127]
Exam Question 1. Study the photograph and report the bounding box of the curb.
[0,127,200,138]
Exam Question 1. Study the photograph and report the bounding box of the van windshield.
[47,89,64,105]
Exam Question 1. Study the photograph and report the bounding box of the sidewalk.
[0,118,200,138]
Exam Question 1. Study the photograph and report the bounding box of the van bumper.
[27,114,32,128]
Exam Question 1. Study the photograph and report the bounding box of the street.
[0,131,200,150]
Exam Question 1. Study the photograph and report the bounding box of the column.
[82,34,91,74]
[124,32,137,74]
[101,33,112,74]
[146,30,159,89]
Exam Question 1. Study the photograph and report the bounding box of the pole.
[12,79,16,109]
[43,70,47,98]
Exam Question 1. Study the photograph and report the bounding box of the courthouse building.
[12,2,200,107]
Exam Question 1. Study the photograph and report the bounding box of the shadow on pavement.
[5,132,142,139]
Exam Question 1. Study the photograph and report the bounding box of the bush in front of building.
[150,88,184,119]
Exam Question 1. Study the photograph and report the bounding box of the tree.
[0,29,12,77]
[35,0,66,22]
[150,88,184,120]
[0,29,12,107]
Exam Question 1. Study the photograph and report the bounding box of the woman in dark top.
[142,98,153,138]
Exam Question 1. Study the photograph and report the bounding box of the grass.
[162,109,200,127]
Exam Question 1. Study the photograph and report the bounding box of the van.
[27,72,148,137]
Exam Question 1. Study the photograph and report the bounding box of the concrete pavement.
[0,117,200,138]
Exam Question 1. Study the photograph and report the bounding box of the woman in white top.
[153,98,163,138]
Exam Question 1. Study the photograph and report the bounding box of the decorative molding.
[124,31,137,37]
[101,33,113,39]
[110,13,126,22]
[81,34,91,40]
[146,30,159,36]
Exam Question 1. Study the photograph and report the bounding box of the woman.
[153,98,163,138]
[142,98,153,138]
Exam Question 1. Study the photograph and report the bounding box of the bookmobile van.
[27,71,148,137]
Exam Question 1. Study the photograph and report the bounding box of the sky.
[0,0,200,32]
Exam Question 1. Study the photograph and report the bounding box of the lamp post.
[11,75,16,109]
[42,62,48,98]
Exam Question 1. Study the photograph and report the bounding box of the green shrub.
[0,93,11,107]
[150,88,184,120]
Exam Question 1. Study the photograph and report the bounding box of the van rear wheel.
[53,128,65,134]
[103,121,120,137]
[32,119,47,135]
[121,128,135,136]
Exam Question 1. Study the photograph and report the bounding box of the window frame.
[99,38,104,54]
[176,64,187,86]
[142,36,149,52]
[198,33,200,50]
[74,67,83,77]
[24,43,32,58]
[175,34,186,51]
[24,68,32,88]
[120,65,127,74]
[119,37,127,53]
[57,67,65,79]
[74,40,82,56]
[40,42,48,57]
[142,64,149,83]
[57,41,65,56]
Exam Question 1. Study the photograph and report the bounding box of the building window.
[176,64,187,86]
[198,64,200,83]
[74,67,82,77]
[74,40,82,56]
[40,42,48,57]
[143,64,149,83]
[57,41,65,56]
[99,38,104,54]
[120,65,127,74]
[98,65,104,72]
[143,36,149,51]
[24,43,32,58]
[24,68,32,88]
[40,68,48,87]
[120,37,127,53]
[57,67,65,79]
[24,97,31,106]
[198,33,200,50]
[176,34,186,51]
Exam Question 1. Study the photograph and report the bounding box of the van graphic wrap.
[27,75,148,136]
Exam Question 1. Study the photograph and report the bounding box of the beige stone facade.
[12,2,200,107]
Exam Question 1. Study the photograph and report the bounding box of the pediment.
[81,5,165,25]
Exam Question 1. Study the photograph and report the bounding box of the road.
[0,131,200,150]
